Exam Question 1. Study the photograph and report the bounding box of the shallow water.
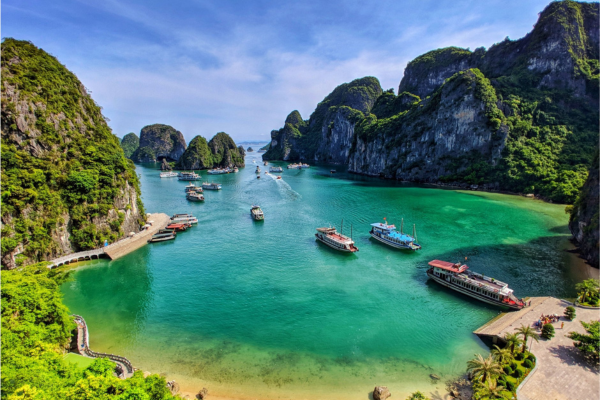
[61,151,589,399]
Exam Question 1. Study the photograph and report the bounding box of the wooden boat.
[314,222,358,252]
[157,229,177,235]
[186,192,205,202]
[369,218,421,250]
[165,223,190,232]
[251,205,264,221]
[426,260,525,310]
[202,182,222,190]
[178,171,201,181]
[148,232,176,242]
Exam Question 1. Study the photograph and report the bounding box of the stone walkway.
[490,297,599,400]
[104,213,171,259]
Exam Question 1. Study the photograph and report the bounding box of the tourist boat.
[251,205,264,221]
[287,163,310,169]
[157,229,177,235]
[160,171,178,178]
[314,225,358,252]
[208,168,231,175]
[426,260,525,310]
[190,186,203,193]
[186,192,205,202]
[184,184,198,193]
[171,215,198,224]
[178,171,201,181]
[171,213,193,219]
[255,166,261,174]
[202,182,222,190]
[165,223,190,232]
[369,218,421,250]
[148,232,176,243]
[233,167,239,173]
[269,166,283,172]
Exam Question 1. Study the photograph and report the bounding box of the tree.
[564,306,577,320]
[491,344,513,365]
[467,354,503,383]
[406,392,430,400]
[541,323,555,340]
[515,325,540,353]
[474,379,506,399]
[568,320,600,365]
[575,279,600,305]
[503,333,523,354]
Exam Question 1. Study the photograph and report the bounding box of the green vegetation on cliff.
[1,264,177,400]
[120,132,139,159]
[1,39,145,267]
[176,132,244,170]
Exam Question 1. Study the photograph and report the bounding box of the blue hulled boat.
[369,218,421,250]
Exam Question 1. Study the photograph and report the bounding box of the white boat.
[186,192,205,202]
[185,184,198,193]
[369,219,421,250]
[202,182,222,190]
[287,163,310,169]
[207,168,230,175]
[160,171,178,178]
[148,232,176,243]
[251,205,264,221]
[426,260,525,310]
[269,166,283,172]
[171,216,198,224]
[314,226,358,252]
[255,166,261,174]
[178,171,201,181]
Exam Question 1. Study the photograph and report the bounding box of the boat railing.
[468,272,508,288]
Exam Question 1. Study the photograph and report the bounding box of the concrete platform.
[104,213,171,260]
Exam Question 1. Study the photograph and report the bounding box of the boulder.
[373,386,391,400]
[197,387,208,399]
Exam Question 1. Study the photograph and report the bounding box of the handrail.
[72,314,134,373]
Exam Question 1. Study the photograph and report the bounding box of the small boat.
[171,213,193,219]
[171,215,198,224]
[263,161,269,166]
[251,205,264,221]
[426,260,525,310]
[265,171,269,175]
[186,192,205,202]
[178,171,202,181]
[233,167,239,173]
[314,222,358,252]
[255,166,261,174]
[157,229,177,235]
[185,184,198,193]
[208,168,230,175]
[202,182,222,190]
[276,176,282,180]
[148,232,176,243]
[160,171,178,178]
[330,169,336,174]
[165,223,190,231]
[269,166,283,172]
[369,218,421,250]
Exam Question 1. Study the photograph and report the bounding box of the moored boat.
[186,192,205,202]
[171,213,193,219]
[314,225,358,252]
[426,260,525,310]
[202,182,222,190]
[251,205,264,221]
[269,166,283,172]
[178,171,201,181]
[160,171,178,178]
[157,229,177,235]
[369,218,421,250]
[165,223,190,231]
[148,232,176,243]
[171,214,198,224]
[208,168,231,175]
[233,167,239,173]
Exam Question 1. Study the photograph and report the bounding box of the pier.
[49,213,171,268]
[474,297,599,400]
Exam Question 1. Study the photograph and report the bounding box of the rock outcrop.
[131,124,187,162]
[175,132,245,170]
[262,1,599,203]
[373,386,391,400]
[569,152,599,267]
[1,39,145,268]
[120,132,139,158]
[160,158,172,171]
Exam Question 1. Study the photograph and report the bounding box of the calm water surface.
[62,151,588,399]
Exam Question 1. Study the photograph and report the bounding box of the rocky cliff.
[569,152,599,267]
[131,124,187,162]
[120,132,139,158]
[176,132,245,170]
[1,38,145,269]
[262,1,599,203]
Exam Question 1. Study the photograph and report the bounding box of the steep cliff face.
[120,132,139,158]
[263,77,382,163]
[131,124,187,162]
[1,39,145,269]
[176,132,245,170]
[263,1,598,203]
[569,152,599,267]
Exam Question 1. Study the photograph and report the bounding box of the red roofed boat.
[426,260,525,310]
[315,226,358,253]
[164,223,191,232]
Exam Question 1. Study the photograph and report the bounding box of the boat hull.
[315,234,358,252]
[426,269,523,310]
[369,232,420,250]
[148,235,175,243]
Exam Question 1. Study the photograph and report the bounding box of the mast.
[341,219,343,235]
[413,224,417,242]
[351,224,353,240]
[401,218,404,234]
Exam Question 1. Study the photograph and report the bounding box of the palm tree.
[575,279,600,304]
[467,354,503,383]
[475,379,505,399]
[515,325,540,353]
[503,332,523,354]
[491,344,513,365]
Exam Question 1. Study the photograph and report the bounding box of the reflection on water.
[61,151,593,399]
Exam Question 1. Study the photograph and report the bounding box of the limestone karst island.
[1,1,599,400]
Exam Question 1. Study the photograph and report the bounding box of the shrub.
[510,361,518,370]
[513,368,524,378]
[523,359,533,368]
[515,353,524,361]
[565,306,576,320]
[503,365,513,375]
[527,353,536,362]
[505,380,515,391]
[542,324,555,340]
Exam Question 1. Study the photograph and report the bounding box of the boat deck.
[460,273,505,291]
[326,232,353,244]
[386,231,416,242]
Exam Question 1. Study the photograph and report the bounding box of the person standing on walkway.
[561,322,564,329]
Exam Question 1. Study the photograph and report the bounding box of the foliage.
[472,379,507,400]
[503,333,523,354]
[523,359,534,368]
[1,39,144,265]
[568,320,600,365]
[1,264,177,400]
[406,391,430,400]
[515,325,540,352]
[502,365,512,375]
[467,354,503,383]
[565,305,577,320]
[541,324,556,340]
[207,132,245,167]
[120,133,139,159]
[491,344,513,365]
[575,279,600,305]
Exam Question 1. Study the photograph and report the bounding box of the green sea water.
[61,151,588,399]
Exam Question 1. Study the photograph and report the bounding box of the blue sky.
[3,0,563,142]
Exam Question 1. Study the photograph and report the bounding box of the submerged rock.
[373,386,391,400]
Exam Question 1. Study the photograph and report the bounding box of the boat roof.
[370,222,396,230]
[166,223,186,227]
[316,227,336,233]
[428,260,468,273]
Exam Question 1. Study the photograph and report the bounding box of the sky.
[2,0,564,143]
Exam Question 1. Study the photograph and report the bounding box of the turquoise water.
[62,151,583,399]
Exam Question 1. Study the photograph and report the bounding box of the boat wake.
[268,174,301,200]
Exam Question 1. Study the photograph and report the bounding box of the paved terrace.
[475,297,599,400]
[49,213,171,267]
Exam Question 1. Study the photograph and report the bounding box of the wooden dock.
[49,213,171,268]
